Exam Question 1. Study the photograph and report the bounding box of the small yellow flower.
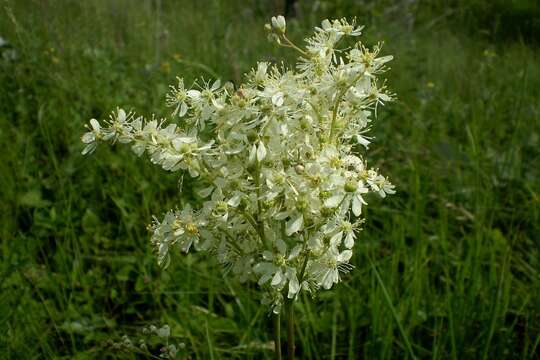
[426,81,435,88]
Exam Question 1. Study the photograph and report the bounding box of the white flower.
[320,18,364,37]
[81,16,396,312]
[367,172,396,198]
[309,248,354,290]
[150,205,207,268]
[166,77,190,117]
[253,239,302,299]
[156,325,170,338]
[324,175,369,217]
[81,119,101,155]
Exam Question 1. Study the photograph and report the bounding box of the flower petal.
[286,213,303,236]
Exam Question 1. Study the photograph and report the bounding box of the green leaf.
[19,189,51,208]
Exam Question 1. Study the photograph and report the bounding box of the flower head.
[82,17,395,312]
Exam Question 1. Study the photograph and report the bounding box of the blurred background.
[1,0,539,358]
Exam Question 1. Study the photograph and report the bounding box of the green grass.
[1,0,539,358]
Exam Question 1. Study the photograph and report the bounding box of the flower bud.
[271,15,286,34]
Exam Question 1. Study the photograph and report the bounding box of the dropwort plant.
[82,16,395,358]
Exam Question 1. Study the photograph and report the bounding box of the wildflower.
[81,119,101,155]
[309,248,354,290]
[253,239,302,299]
[324,174,369,217]
[166,77,190,117]
[82,17,395,311]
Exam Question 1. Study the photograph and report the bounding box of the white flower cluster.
[82,16,395,313]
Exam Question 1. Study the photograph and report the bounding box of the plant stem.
[274,313,282,360]
[329,72,365,141]
[287,299,295,360]
[282,34,309,57]
[254,161,268,247]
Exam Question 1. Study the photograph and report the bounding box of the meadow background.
[1,0,539,358]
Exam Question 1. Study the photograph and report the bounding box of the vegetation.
[1,0,539,358]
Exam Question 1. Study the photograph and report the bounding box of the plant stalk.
[274,313,282,360]
[287,299,295,360]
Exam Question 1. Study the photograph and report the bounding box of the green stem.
[222,229,244,255]
[368,256,416,359]
[274,313,282,360]
[329,72,365,141]
[254,161,267,246]
[282,34,309,57]
[298,255,309,283]
[240,209,265,245]
[287,299,295,360]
